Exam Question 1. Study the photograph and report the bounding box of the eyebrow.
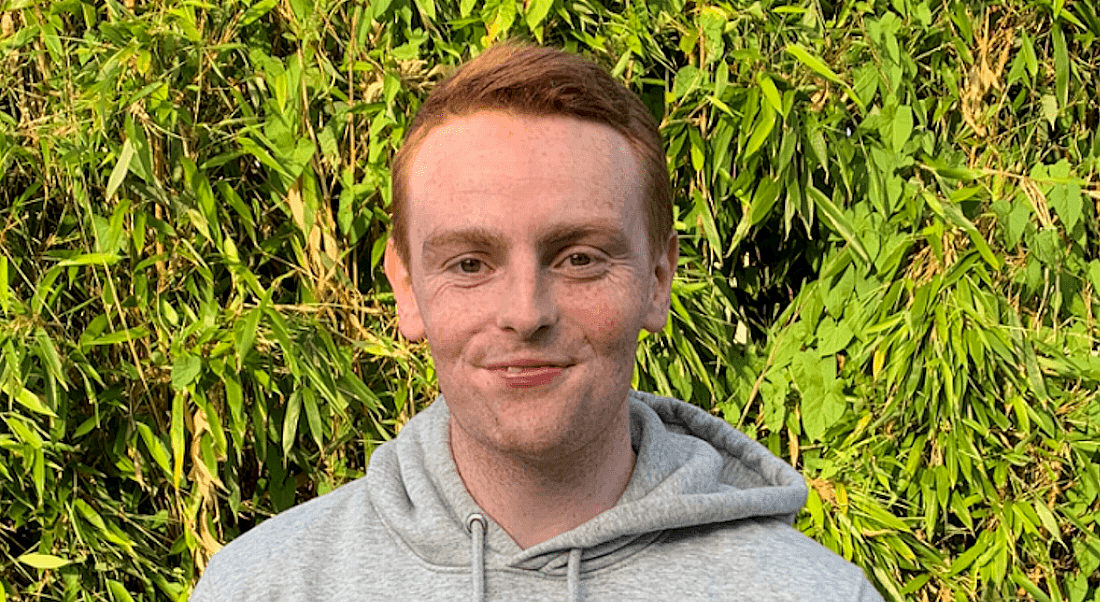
[420,221,632,258]
[539,222,630,254]
[422,227,507,258]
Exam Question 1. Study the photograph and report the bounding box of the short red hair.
[390,43,671,261]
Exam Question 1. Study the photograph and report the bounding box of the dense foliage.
[1,0,1098,600]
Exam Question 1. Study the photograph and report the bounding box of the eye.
[567,253,592,267]
[457,258,483,274]
[556,250,606,277]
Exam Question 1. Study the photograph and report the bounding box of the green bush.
[1,0,1098,600]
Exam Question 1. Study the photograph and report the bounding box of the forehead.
[409,111,637,189]
[404,112,645,249]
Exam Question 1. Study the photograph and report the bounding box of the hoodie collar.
[366,390,808,575]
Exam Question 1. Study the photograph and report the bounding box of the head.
[390,43,672,264]
[384,44,678,465]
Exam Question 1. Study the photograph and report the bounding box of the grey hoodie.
[191,391,883,601]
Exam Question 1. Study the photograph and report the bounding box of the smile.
[486,364,567,387]
[505,366,548,373]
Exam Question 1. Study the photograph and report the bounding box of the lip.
[483,358,570,388]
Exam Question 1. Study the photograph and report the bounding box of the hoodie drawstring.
[567,547,582,601]
[465,513,487,602]
[466,513,583,602]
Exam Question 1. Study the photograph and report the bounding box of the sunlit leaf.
[18,554,71,570]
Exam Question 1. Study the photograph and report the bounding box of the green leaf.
[3,382,56,417]
[525,0,554,32]
[673,65,703,99]
[105,139,134,201]
[81,326,149,348]
[1021,31,1038,77]
[412,0,435,21]
[17,553,71,570]
[892,104,913,152]
[240,0,277,26]
[947,539,985,576]
[806,186,872,266]
[757,74,783,114]
[1041,94,1058,127]
[303,388,324,451]
[794,352,845,441]
[1004,197,1032,248]
[282,392,302,456]
[171,354,202,391]
[0,255,8,313]
[235,306,263,367]
[743,102,776,158]
[5,415,44,448]
[107,580,136,602]
[136,422,172,476]
[692,189,721,253]
[1046,162,1083,232]
[786,44,844,85]
[1033,501,1063,544]
[57,253,120,267]
[749,177,781,225]
[1053,26,1068,107]
[484,0,516,42]
[699,7,725,63]
[34,328,67,390]
[171,392,185,488]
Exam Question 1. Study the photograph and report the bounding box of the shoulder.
[655,517,882,601]
[190,477,383,601]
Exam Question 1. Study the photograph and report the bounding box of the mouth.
[501,365,555,373]
[484,360,570,387]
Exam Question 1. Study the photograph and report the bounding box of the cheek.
[568,289,644,352]
[418,289,488,358]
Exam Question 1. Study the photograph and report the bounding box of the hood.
[366,389,807,578]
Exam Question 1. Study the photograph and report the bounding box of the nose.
[495,261,556,339]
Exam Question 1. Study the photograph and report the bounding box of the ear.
[643,232,679,333]
[384,238,426,341]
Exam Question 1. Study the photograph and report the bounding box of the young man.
[192,44,883,601]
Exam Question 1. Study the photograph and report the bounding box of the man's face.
[385,111,676,461]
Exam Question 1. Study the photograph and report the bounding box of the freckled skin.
[386,111,677,470]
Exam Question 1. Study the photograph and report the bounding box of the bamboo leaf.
[757,74,783,114]
[3,382,56,417]
[525,0,554,32]
[412,0,436,21]
[136,422,172,476]
[786,44,844,84]
[892,104,913,152]
[105,140,134,201]
[1053,26,1068,107]
[171,354,202,391]
[57,253,120,267]
[0,255,8,313]
[303,388,324,451]
[171,392,186,487]
[107,580,136,602]
[282,392,301,457]
[806,186,872,266]
[17,554,71,570]
[673,65,703,99]
[743,102,775,158]
[240,0,277,26]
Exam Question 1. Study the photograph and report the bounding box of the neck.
[449,410,636,550]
